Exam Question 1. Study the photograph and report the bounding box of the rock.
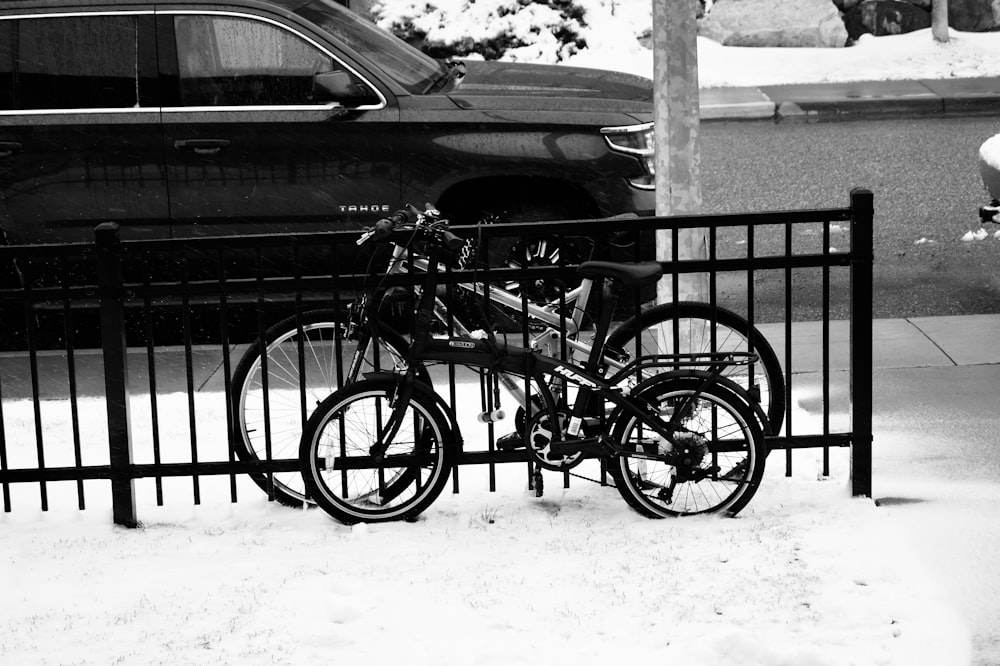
[843,0,1000,37]
[699,0,849,47]
[949,0,1000,31]
[843,0,931,40]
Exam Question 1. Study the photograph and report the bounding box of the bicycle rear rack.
[609,351,759,381]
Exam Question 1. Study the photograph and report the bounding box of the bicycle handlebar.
[356,205,465,251]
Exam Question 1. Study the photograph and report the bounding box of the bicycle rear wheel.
[606,301,785,434]
[300,377,456,524]
[231,309,429,507]
[608,375,766,518]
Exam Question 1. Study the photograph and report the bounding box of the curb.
[700,76,1000,122]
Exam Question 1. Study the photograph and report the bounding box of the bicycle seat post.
[563,274,618,437]
[581,276,617,376]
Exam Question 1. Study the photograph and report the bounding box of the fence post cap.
[849,188,874,211]
[94,222,121,248]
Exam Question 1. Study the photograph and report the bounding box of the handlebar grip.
[392,205,420,225]
[442,230,466,251]
[370,218,394,241]
[357,205,434,245]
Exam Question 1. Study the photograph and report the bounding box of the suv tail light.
[601,122,655,190]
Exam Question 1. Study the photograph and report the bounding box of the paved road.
[698,115,1000,320]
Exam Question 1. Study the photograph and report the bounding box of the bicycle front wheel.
[606,301,785,434]
[231,309,427,507]
[609,375,766,518]
[300,378,456,524]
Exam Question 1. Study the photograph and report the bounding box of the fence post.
[95,223,137,527]
[849,189,874,498]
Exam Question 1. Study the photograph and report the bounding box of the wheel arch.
[434,175,602,225]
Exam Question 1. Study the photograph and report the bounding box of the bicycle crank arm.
[547,437,604,458]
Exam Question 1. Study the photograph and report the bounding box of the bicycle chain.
[565,468,609,486]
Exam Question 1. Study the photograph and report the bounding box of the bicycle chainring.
[526,410,583,471]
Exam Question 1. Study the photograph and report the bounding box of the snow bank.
[632,29,1000,88]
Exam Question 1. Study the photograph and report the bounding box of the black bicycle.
[298,208,770,523]
[232,207,784,507]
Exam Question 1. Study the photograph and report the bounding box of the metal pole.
[95,223,138,527]
[652,0,707,304]
[849,189,874,498]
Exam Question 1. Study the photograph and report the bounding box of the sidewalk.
[700,76,1000,121]
[759,314,1000,373]
[1,315,997,401]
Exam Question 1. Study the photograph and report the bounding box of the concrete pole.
[652,0,708,305]
[932,0,949,43]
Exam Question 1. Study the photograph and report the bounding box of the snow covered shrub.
[371,0,589,62]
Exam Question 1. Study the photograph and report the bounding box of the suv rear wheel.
[451,198,595,331]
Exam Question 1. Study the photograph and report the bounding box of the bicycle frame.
[376,239,632,416]
[387,242,595,346]
[407,335,753,464]
[365,239,754,468]
[358,229,769,444]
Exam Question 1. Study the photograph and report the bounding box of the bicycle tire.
[231,308,430,507]
[300,377,456,524]
[605,301,785,434]
[608,375,767,518]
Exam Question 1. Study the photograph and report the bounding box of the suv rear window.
[0,15,143,110]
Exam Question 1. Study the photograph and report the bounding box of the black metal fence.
[0,189,873,526]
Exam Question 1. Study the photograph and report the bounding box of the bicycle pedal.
[532,468,544,497]
[496,432,525,450]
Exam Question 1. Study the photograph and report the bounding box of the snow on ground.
[0,386,972,665]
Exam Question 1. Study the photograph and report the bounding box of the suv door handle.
[173,139,230,155]
[0,141,22,158]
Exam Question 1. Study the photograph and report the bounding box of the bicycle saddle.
[577,260,662,287]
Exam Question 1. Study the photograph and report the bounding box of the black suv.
[0,0,654,274]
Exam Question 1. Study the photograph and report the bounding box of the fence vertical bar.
[783,219,793,476]
[62,275,86,509]
[849,189,874,497]
[23,263,49,509]
[821,217,831,477]
[95,222,138,527]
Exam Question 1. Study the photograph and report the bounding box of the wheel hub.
[503,237,575,303]
[672,431,708,468]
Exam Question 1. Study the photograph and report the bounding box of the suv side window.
[0,15,146,110]
[173,15,334,106]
